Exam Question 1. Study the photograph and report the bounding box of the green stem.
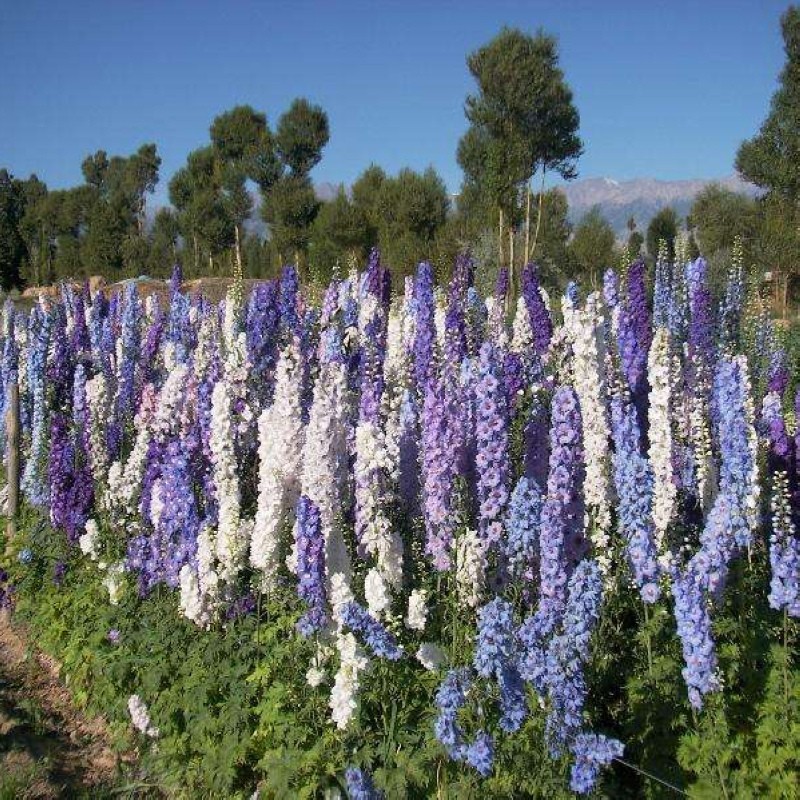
[643,601,653,677]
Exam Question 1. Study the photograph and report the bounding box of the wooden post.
[6,380,19,542]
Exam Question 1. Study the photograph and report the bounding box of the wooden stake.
[524,182,532,264]
[6,381,19,543]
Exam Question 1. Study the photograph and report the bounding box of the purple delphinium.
[421,374,456,570]
[687,261,715,392]
[521,263,553,357]
[618,260,651,406]
[413,261,436,393]
[295,496,328,636]
[339,602,403,660]
[52,561,67,587]
[278,265,300,339]
[523,397,550,489]
[570,733,624,795]
[465,286,487,358]
[768,348,790,397]
[345,766,383,800]
[117,282,142,426]
[0,568,16,610]
[107,628,121,644]
[129,437,199,593]
[474,343,510,551]
[602,269,619,310]
[48,411,92,544]
[246,280,280,405]
[610,395,661,601]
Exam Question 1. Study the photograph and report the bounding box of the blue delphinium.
[671,565,719,709]
[610,395,661,601]
[518,386,585,693]
[339,602,402,660]
[345,766,383,800]
[433,667,472,759]
[295,496,328,636]
[464,730,495,777]
[504,476,543,585]
[543,558,603,755]
[570,733,625,794]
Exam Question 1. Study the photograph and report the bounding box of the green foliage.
[568,205,617,290]
[736,6,800,204]
[646,208,679,262]
[459,27,582,223]
[690,184,759,256]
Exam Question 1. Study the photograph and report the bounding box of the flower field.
[1,250,798,798]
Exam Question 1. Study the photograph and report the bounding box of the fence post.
[6,380,19,543]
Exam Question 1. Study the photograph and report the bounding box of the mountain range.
[558,174,758,238]
[315,174,758,239]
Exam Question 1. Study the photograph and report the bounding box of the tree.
[736,6,800,203]
[0,170,26,290]
[261,174,320,265]
[309,187,370,283]
[148,208,180,275]
[531,188,571,284]
[374,167,449,283]
[259,99,331,273]
[351,164,387,247]
[646,207,679,262]
[458,27,582,270]
[569,206,617,289]
[275,99,330,176]
[690,184,758,255]
[735,6,800,316]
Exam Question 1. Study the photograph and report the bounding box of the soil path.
[0,611,127,798]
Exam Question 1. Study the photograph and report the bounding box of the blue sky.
[0,1,790,204]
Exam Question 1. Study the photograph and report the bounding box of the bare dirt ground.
[0,611,128,798]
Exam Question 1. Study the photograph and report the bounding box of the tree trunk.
[193,235,200,275]
[524,182,532,265]
[499,208,504,268]
[234,225,243,280]
[530,168,547,260]
[508,227,515,314]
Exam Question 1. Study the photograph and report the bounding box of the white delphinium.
[354,419,404,588]
[250,342,304,588]
[102,562,126,606]
[210,379,244,584]
[306,666,326,688]
[416,642,446,672]
[689,389,715,511]
[127,694,159,738]
[149,480,165,529]
[178,564,208,628]
[162,340,177,373]
[364,568,391,618]
[434,287,447,348]
[563,293,613,572]
[193,312,220,380]
[223,330,253,440]
[85,373,110,485]
[301,361,352,587]
[197,525,220,613]
[405,589,428,632]
[330,630,368,730]
[143,294,158,324]
[648,328,676,563]
[103,385,159,520]
[150,363,189,444]
[455,528,485,608]
[738,357,761,530]
[79,518,100,560]
[511,296,534,354]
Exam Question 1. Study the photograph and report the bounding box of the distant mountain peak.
[562,174,758,237]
